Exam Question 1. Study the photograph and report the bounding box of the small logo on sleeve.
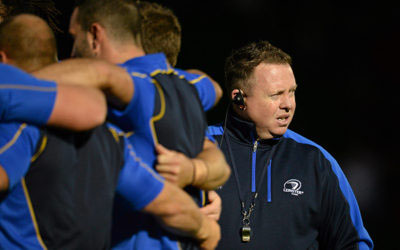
[283,179,304,196]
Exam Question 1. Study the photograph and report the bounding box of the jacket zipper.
[251,137,259,192]
[251,135,273,203]
[267,160,272,202]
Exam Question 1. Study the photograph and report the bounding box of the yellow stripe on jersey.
[131,72,147,79]
[21,178,47,249]
[149,69,174,77]
[124,131,134,138]
[127,144,164,183]
[201,190,206,206]
[0,123,27,154]
[0,84,56,92]
[149,79,166,145]
[188,75,206,84]
[108,127,120,143]
[30,136,48,163]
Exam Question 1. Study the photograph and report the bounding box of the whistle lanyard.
[224,132,279,242]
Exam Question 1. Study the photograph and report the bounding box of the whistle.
[241,226,251,242]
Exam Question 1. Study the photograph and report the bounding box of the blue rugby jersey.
[108,53,214,250]
[108,53,215,165]
[173,68,216,112]
[0,122,163,249]
[0,64,57,125]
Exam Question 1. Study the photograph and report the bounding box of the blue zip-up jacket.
[208,109,373,250]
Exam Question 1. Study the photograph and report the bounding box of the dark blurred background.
[52,0,398,248]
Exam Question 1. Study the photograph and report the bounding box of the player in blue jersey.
[35,0,230,192]
[35,0,230,249]
[0,13,220,250]
[137,1,222,110]
[0,62,109,130]
[0,13,129,131]
[136,0,224,222]
[0,121,219,249]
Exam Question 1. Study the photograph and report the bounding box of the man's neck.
[255,127,273,140]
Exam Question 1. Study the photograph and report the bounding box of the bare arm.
[155,139,230,190]
[192,139,230,190]
[33,58,134,105]
[0,164,9,192]
[142,181,220,249]
[186,69,223,106]
[46,84,107,131]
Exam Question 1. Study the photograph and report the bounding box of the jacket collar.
[225,106,281,147]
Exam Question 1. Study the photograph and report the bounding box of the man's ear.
[231,89,240,101]
[0,50,9,64]
[88,22,105,56]
[231,88,246,111]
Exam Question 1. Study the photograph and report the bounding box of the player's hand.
[197,217,221,250]
[155,144,193,188]
[200,191,221,221]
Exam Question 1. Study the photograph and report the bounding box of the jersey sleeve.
[115,138,164,211]
[174,69,216,111]
[0,64,57,125]
[0,122,41,190]
[205,129,216,143]
[107,74,154,133]
[318,154,373,249]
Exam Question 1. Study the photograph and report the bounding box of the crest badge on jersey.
[283,179,304,196]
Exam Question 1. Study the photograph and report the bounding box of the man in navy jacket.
[208,40,373,249]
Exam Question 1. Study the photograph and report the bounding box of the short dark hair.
[224,41,292,94]
[0,0,61,33]
[137,1,181,66]
[0,14,57,71]
[75,0,141,44]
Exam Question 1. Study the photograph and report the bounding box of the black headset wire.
[219,108,229,149]
[219,89,242,148]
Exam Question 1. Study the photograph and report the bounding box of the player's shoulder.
[117,59,150,81]
[173,68,211,85]
[0,63,25,77]
[0,63,20,73]
[127,68,150,81]
[0,63,33,83]
[0,63,56,87]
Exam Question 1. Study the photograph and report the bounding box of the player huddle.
[0,0,373,250]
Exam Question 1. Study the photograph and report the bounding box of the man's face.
[243,63,297,139]
[69,8,94,58]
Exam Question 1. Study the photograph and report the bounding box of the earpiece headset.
[232,89,245,110]
[219,89,246,148]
